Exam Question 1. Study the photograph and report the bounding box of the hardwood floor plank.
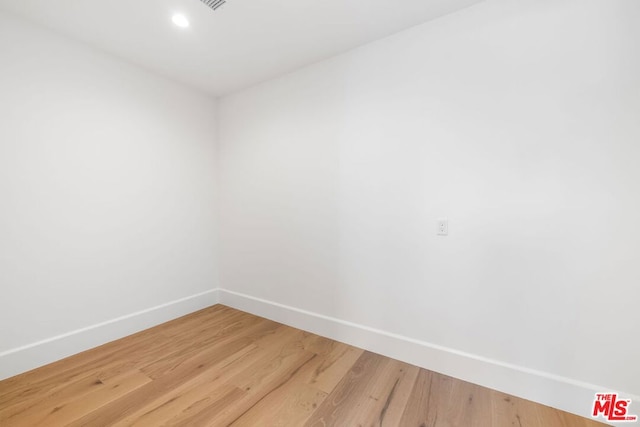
[119,383,246,427]
[305,351,421,427]
[0,306,237,406]
[66,335,261,426]
[170,352,317,425]
[231,384,327,427]
[113,326,302,426]
[2,370,152,427]
[402,370,498,426]
[374,361,421,426]
[139,314,272,379]
[398,368,436,426]
[0,360,131,422]
[227,336,356,426]
[491,391,606,427]
[200,335,319,425]
[296,337,365,394]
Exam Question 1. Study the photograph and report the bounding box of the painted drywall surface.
[218,0,640,397]
[0,12,219,353]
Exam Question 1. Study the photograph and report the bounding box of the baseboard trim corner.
[0,289,220,381]
[218,288,637,423]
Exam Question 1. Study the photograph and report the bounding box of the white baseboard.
[2,287,636,425]
[0,289,219,381]
[218,288,639,424]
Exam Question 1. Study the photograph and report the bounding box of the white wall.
[0,11,219,377]
[218,0,640,416]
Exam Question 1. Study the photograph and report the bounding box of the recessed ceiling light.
[172,14,190,28]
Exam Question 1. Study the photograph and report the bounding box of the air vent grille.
[200,0,227,11]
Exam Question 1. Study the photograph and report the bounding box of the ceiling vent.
[200,0,227,11]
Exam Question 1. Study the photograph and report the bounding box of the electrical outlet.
[437,219,448,236]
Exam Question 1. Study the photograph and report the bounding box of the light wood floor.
[0,305,606,426]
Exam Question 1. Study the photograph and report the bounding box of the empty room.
[0,0,638,425]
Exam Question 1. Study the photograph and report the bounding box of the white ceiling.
[0,0,482,96]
